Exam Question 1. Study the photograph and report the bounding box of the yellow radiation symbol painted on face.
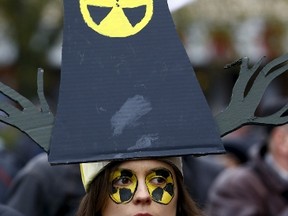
[79,0,154,37]
[146,168,175,205]
[109,169,137,204]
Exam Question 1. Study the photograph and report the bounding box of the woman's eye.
[113,177,132,187]
[150,177,166,186]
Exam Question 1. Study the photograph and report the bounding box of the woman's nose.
[132,180,152,205]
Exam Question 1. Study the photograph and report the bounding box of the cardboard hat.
[1,1,286,166]
[48,0,224,164]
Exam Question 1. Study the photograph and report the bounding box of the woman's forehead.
[116,159,174,173]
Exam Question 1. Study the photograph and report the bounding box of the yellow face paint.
[109,168,174,205]
[109,169,137,204]
[145,168,174,204]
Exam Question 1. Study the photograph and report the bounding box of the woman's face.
[102,159,178,216]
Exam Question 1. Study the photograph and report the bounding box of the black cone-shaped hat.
[48,0,224,164]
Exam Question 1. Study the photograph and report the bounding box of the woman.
[77,157,203,216]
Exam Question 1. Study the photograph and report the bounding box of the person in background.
[0,204,24,216]
[4,153,85,216]
[206,124,288,216]
[0,130,43,203]
[182,136,254,209]
[183,155,224,209]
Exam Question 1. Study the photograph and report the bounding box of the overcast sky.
[167,0,196,12]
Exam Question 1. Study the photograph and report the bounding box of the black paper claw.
[216,54,288,137]
[0,68,54,152]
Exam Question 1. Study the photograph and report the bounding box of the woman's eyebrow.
[114,167,133,172]
[150,167,170,171]
[148,167,172,174]
[116,166,172,175]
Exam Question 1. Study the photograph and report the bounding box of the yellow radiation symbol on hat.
[79,0,154,38]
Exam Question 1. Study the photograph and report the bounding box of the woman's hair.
[175,173,203,216]
[76,161,203,216]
